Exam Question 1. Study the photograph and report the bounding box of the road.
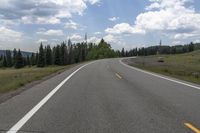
[0,58,200,133]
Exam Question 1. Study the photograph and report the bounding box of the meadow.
[0,64,77,93]
[127,50,200,84]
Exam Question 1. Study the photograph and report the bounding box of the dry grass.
[0,64,77,93]
[128,50,200,84]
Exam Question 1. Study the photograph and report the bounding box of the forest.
[0,39,117,68]
[0,38,200,69]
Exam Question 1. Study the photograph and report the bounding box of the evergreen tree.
[54,45,61,65]
[6,50,12,67]
[30,53,36,66]
[35,52,39,65]
[189,42,194,52]
[60,42,67,65]
[2,55,7,67]
[46,45,52,65]
[37,43,45,67]
[63,44,68,65]
[0,55,3,63]
[0,55,3,67]
[13,48,17,66]
[15,49,24,68]
[68,41,75,64]
[27,56,31,67]
[23,57,27,66]
[52,47,56,65]
[121,48,125,57]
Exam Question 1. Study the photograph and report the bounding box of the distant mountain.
[0,50,33,57]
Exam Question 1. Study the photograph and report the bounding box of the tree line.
[119,42,200,57]
[1,39,200,68]
[0,39,117,68]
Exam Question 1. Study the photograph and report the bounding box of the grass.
[128,50,200,84]
[0,64,78,93]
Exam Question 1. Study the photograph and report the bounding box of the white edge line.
[7,61,95,133]
[119,58,200,90]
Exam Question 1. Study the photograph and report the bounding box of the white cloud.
[135,0,200,38]
[194,39,200,43]
[0,19,20,26]
[84,0,100,5]
[65,20,79,29]
[0,27,23,43]
[145,2,160,10]
[37,29,64,36]
[109,17,119,21]
[67,34,83,42]
[103,34,131,50]
[94,32,101,35]
[22,16,61,24]
[172,40,183,45]
[105,0,200,44]
[105,23,145,34]
[0,0,101,25]
[36,39,48,43]
[104,34,117,43]
[174,33,199,39]
[88,36,101,43]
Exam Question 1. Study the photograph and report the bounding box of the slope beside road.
[0,58,200,133]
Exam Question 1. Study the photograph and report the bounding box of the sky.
[0,0,200,52]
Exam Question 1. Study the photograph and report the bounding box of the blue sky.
[0,0,200,52]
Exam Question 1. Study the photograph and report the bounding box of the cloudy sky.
[1,0,200,52]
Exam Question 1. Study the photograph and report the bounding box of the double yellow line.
[185,123,200,133]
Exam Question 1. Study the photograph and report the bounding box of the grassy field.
[0,64,78,93]
[127,50,200,84]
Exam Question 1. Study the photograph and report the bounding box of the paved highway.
[0,58,200,133]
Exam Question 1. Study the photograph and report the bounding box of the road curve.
[0,58,200,133]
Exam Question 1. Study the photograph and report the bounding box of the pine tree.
[6,50,12,67]
[189,42,194,52]
[30,53,36,66]
[37,43,45,67]
[52,47,56,65]
[2,55,7,67]
[35,52,39,65]
[0,55,3,66]
[0,55,3,67]
[121,48,125,57]
[23,57,27,66]
[54,45,61,65]
[15,49,24,68]
[69,44,75,64]
[60,42,67,65]
[46,45,52,65]
[68,39,75,64]
[13,48,17,66]
[0,55,2,61]
[63,44,68,65]
[27,56,31,67]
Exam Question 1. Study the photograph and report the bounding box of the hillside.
[0,50,32,57]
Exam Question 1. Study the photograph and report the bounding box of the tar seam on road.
[6,61,96,133]
[119,59,200,90]
[115,73,122,79]
[184,123,200,133]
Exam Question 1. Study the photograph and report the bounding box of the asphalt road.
[0,58,200,133]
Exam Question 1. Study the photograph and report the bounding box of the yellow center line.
[115,73,122,79]
[184,123,200,133]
